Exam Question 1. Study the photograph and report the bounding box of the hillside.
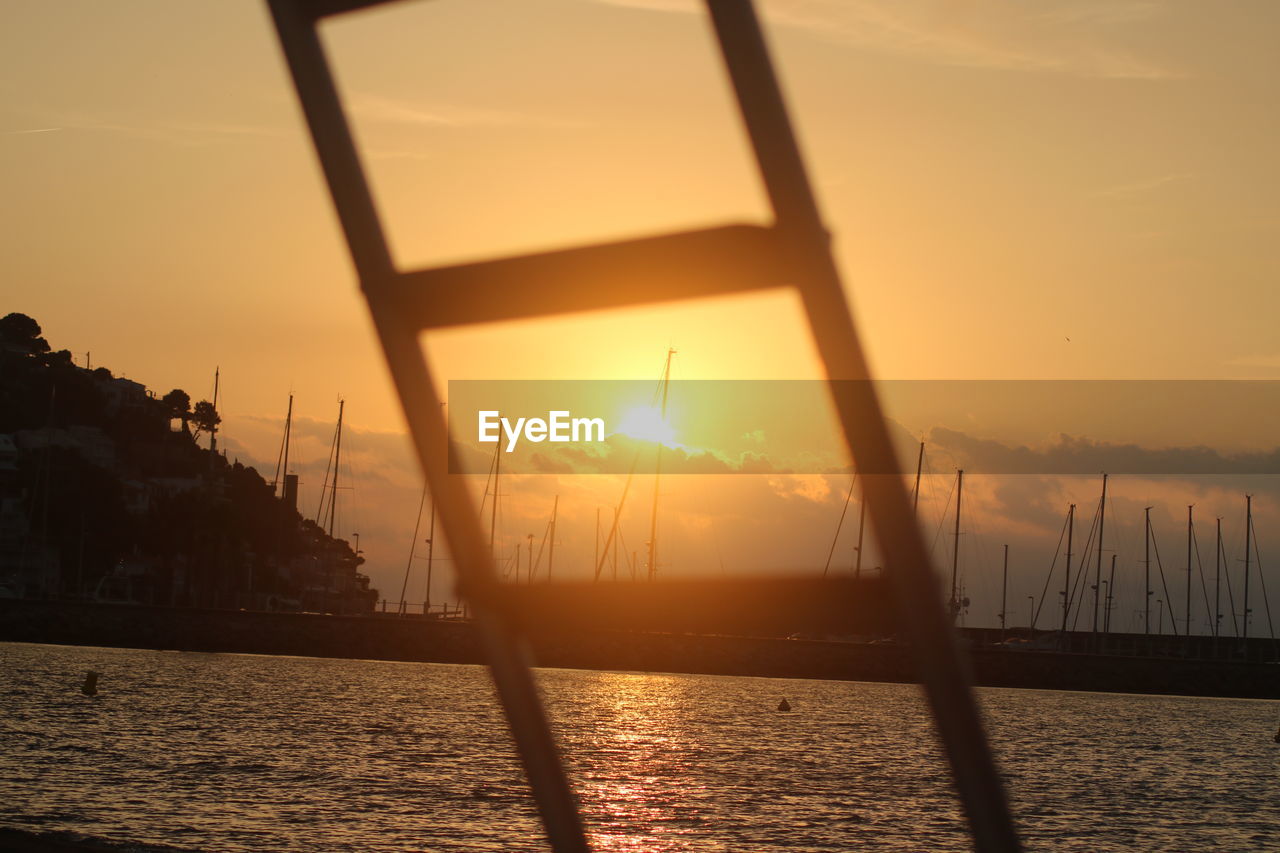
[0,312,377,613]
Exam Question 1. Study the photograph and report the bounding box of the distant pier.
[1,598,1277,700]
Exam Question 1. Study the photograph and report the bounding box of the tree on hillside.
[191,399,220,443]
[0,312,50,354]
[163,388,192,433]
[44,349,74,367]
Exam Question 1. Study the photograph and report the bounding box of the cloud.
[7,92,580,157]
[234,413,420,487]
[928,426,1280,475]
[1092,171,1193,199]
[218,405,1280,631]
[1034,2,1163,26]
[11,113,285,148]
[590,0,1181,80]
[347,93,586,130]
[455,433,788,476]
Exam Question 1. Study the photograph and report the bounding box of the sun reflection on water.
[559,673,705,852]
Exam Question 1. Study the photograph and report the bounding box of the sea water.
[2,642,1278,851]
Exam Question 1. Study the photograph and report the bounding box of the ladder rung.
[384,224,791,330]
[473,576,895,637]
[290,0,399,21]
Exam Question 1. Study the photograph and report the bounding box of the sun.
[615,404,679,447]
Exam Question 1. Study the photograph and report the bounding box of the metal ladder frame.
[264,2,1021,849]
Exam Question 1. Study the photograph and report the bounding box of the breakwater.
[1,599,1277,699]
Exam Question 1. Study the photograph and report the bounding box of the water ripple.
[2,642,1279,851]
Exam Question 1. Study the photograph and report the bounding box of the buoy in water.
[1273,726,1279,744]
[80,671,98,696]
[777,698,791,712]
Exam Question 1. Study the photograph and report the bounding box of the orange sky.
[4,0,1280,630]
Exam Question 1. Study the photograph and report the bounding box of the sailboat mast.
[210,366,220,453]
[548,495,559,581]
[1093,473,1107,636]
[1000,544,1008,633]
[327,399,343,538]
[912,440,925,515]
[272,393,294,496]
[425,494,436,614]
[647,348,675,582]
[1062,503,1075,637]
[1144,507,1152,635]
[1214,517,1222,639]
[1106,554,1116,635]
[1243,494,1252,640]
[400,483,428,614]
[281,394,293,497]
[823,475,857,578]
[490,446,500,555]
[950,469,963,620]
[854,493,866,578]
[1186,505,1194,636]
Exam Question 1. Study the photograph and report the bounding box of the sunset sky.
[4,0,1280,631]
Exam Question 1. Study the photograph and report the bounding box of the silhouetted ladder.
[265,2,1021,850]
